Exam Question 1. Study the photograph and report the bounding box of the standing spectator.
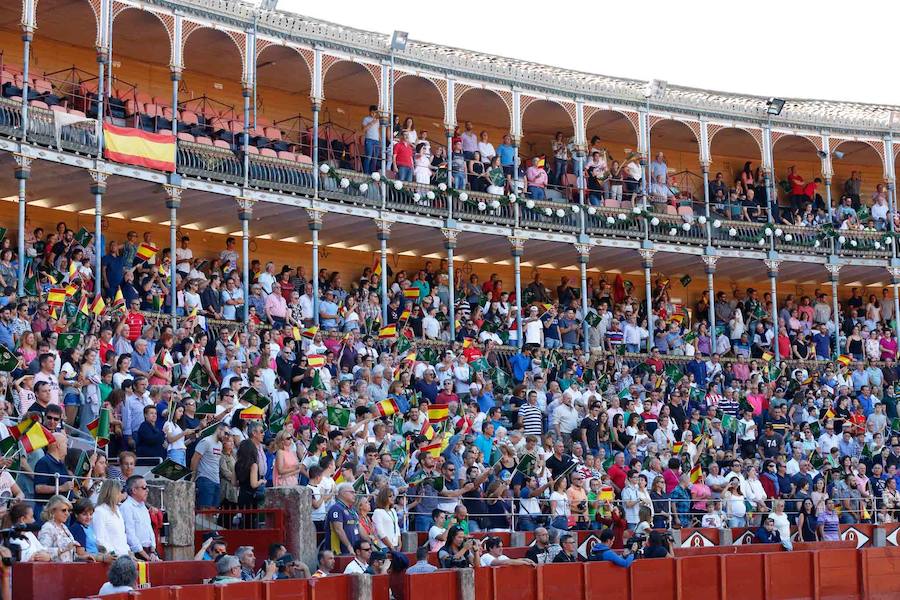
[120,476,159,561]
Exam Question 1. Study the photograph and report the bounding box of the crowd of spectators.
[0,215,898,580]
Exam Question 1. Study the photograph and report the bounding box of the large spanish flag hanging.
[103,124,176,172]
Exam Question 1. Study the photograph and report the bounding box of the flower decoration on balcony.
[318,163,382,194]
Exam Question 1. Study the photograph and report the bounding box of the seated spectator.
[99,556,138,596]
[437,525,481,568]
[754,517,784,547]
[7,502,51,562]
[212,555,243,584]
[313,549,336,577]
[343,539,377,574]
[588,528,635,567]
[69,498,103,559]
[406,546,438,574]
[37,495,92,562]
[92,480,130,557]
[479,536,535,567]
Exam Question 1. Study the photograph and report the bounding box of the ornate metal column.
[702,253,718,342]
[20,0,35,140]
[14,153,31,296]
[237,196,255,323]
[764,257,782,362]
[307,208,324,326]
[639,247,656,352]
[443,227,458,332]
[164,183,182,324]
[826,261,842,354]
[509,235,526,347]
[89,170,107,300]
[375,218,393,325]
[575,242,592,352]
[889,265,900,343]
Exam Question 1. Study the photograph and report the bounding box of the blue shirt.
[542,315,560,341]
[858,394,875,417]
[812,333,831,358]
[415,379,439,404]
[508,352,531,383]
[319,300,339,329]
[130,350,153,378]
[325,499,359,555]
[851,370,868,392]
[34,453,71,502]
[497,144,515,167]
[0,320,13,349]
[589,543,635,567]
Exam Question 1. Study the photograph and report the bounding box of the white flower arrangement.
[339,178,350,189]
[393,180,403,191]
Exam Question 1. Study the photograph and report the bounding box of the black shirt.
[580,416,601,450]
[546,453,575,480]
[552,551,578,563]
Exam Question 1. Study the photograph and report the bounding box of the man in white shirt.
[299,283,315,326]
[479,536,535,567]
[119,476,159,562]
[175,235,193,277]
[552,395,580,446]
[422,307,441,339]
[257,261,277,295]
[343,540,376,574]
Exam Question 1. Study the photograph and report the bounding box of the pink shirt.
[265,292,288,319]
[881,337,898,361]
[526,166,548,188]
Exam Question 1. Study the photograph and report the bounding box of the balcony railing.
[0,94,895,262]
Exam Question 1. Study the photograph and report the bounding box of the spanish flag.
[10,419,54,453]
[403,288,420,299]
[378,325,397,339]
[301,326,319,339]
[421,441,443,458]
[307,354,326,368]
[399,309,411,322]
[421,422,435,440]
[136,242,159,263]
[47,287,66,307]
[670,314,685,325]
[462,337,474,349]
[761,351,773,363]
[239,405,266,420]
[65,283,79,298]
[689,463,702,484]
[103,123,176,172]
[837,354,852,367]
[672,441,684,454]
[427,406,449,423]
[78,295,90,316]
[112,289,126,313]
[376,398,399,418]
[136,561,149,587]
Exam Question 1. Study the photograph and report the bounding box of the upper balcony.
[0,0,896,265]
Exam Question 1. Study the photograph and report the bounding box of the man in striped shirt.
[518,391,544,437]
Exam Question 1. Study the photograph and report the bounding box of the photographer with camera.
[588,528,636,567]
[642,531,674,559]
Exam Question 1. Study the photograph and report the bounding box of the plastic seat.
[212,139,231,149]
[264,127,282,141]
[228,120,244,134]
[277,151,297,161]
[603,199,621,208]
[677,206,695,218]
[194,136,213,145]
[664,205,678,215]
[135,92,153,106]
[29,100,48,109]
[50,104,66,113]
[245,145,260,154]
[1,71,14,86]
[260,148,277,158]
[33,79,53,94]
[296,154,312,164]
[157,129,173,136]
[181,110,199,126]
[177,132,195,142]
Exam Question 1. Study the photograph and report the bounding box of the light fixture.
[391,30,409,51]
[643,79,667,98]
[766,98,785,116]
[817,150,845,160]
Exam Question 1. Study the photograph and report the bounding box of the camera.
[0,523,40,565]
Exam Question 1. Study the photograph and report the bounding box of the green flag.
[352,475,369,495]
[241,387,269,410]
[186,363,211,390]
[312,369,326,391]
[0,228,6,244]
[23,274,39,297]
[0,435,17,456]
[892,417,900,433]
[56,332,81,351]
[196,421,221,440]
[809,451,824,471]
[328,406,351,428]
[74,227,92,247]
[585,311,602,328]
[491,367,511,391]
[395,336,412,355]
[195,392,217,415]
[721,413,738,432]
[664,364,683,384]
[809,420,821,439]
[150,458,191,481]
[419,347,438,365]
[0,345,18,372]
[602,454,615,470]
[69,311,90,335]
[515,453,536,477]
[683,331,698,343]
[408,390,420,407]
[470,357,489,373]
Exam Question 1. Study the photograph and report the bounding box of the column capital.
[442,227,459,249]
[374,218,394,240]
[236,196,256,220]
[573,242,592,263]
[13,152,32,179]
[825,262,842,279]
[508,235,527,256]
[638,248,656,267]
[163,184,182,209]
[887,266,900,283]
[306,208,325,230]
[701,254,719,272]
[763,258,782,276]
[699,160,710,171]
[311,97,323,111]
[89,169,108,194]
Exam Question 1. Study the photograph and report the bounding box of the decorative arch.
[321,56,381,101]
[830,137,885,164]
[455,85,512,127]
[584,105,640,140]
[772,131,822,152]
[648,116,701,144]
[255,41,314,75]
[393,71,446,115]
[520,95,576,132]
[181,22,247,81]
[111,4,175,66]
[707,125,763,157]
[35,0,102,47]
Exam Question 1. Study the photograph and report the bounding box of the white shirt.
[163,420,186,451]
[524,318,543,344]
[422,315,441,339]
[258,272,277,295]
[480,553,508,567]
[8,531,45,562]
[93,504,130,556]
[343,558,370,574]
[299,294,314,322]
[175,247,193,272]
[119,495,155,553]
[372,508,400,548]
[552,403,580,435]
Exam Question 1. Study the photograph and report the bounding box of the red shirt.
[788,173,804,195]
[434,391,459,405]
[126,311,145,341]
[645,357,663,374]
[607,464,628,490]
[99,339,115,364]
[393,142,414,168]
[777,333,790,359]
[279,279,294,302]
